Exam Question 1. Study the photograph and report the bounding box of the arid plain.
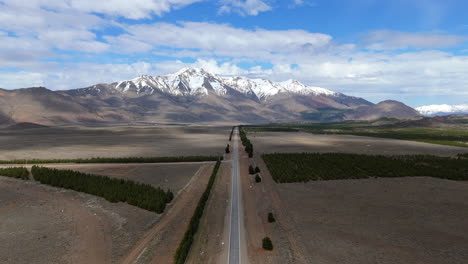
[1,125,468,264]
[248,131,468,264]
[0,125,228,264]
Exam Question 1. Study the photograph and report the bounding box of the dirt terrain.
[0,177,157,264]
[240,153,311,264]
[123,163,215,264]
[251,131,468,264]
[275,177,468,264]
[186,161,231,264]
[0,125,228,160]
[249,131,467,156]
[0,160,215,264]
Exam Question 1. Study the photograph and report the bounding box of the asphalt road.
[228,128,242,264]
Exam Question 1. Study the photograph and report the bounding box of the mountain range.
[0,68,421,126]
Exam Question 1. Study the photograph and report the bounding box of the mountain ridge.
[0,68,421,126]
[69,67,342,99]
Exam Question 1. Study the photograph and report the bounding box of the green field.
[262,153,468,183]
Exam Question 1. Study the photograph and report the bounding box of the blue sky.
[0,0,467,107]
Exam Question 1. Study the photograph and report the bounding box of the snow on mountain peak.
[279,79,337,96]
[416,104,468,116]
[110,68,339,99]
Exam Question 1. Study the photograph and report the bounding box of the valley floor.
[245,130,468,264]
[2,125,468,264]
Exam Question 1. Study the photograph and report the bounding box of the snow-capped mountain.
[416,104,468,116]
[87,67,339,100]
[0,68,421,125]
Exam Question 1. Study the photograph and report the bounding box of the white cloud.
[124,22,332,58]
[39,29,110,53]
[0,71,46,88]
[219,0,272,16]
[364,30,467,50]
[0,0,206,20]
[69,0,206,19]
[0,1,109,54]
[104,35,154,53]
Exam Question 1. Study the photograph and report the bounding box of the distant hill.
[0,68,421,125]
[345,100,421,121]
[4,122,49,130]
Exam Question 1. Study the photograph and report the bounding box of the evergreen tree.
[255,174,262,183]
[262,237,273,250]
[0,167,29,180]
[249,165,255,174]
[268,212,276,223]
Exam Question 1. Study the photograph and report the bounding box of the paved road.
[228,128,242,264]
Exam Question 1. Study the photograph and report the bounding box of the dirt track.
[185,162,231,264]
[120,162,215,264]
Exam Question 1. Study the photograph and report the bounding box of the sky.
[0,0,467,107]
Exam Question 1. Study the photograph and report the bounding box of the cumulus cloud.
[0,0,206,19]
[219,0,272,16]
[0,71,46,89]
[364,30,467,50]
[69,0,207,19]
[123,22,332,57]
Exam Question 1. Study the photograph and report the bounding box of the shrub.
[31,166,173,213]
[268,212,276,223]
[255,174,262,183]
[262,237,273,251]
[255,166,260,173]
[0,167,29,180]
[249,165,255,175]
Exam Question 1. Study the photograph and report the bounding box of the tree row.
[239,127,253,157]
[0,167,29,180]
[31,166,173,213]
[262,152,468,183]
